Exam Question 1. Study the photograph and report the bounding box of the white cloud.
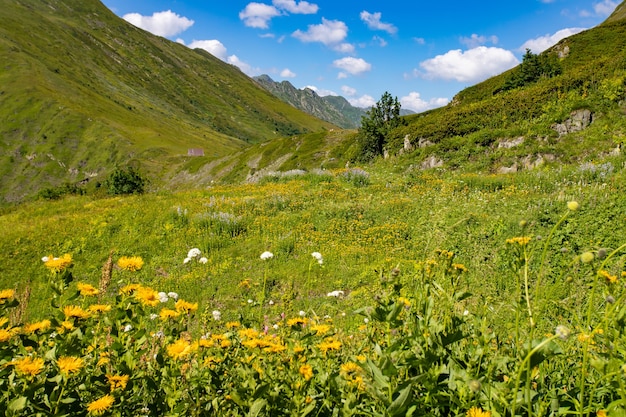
[400,92,449,113]
[341,85,357,97]
[360,11,397,34]
[188,40,228,60]
[272,0,318,14]
[280,68,296,77]
[292,18,348,45]
[123,10,194,37]
[337,72,348,79]
[333,57,372,75]
[372,36,388,47]
[239,3,281,29]
[304,85,337,96]
[333,43,355,53]
[419,46,519,83]
[460,34,498,49]
[519,28,586,53]
[349,95,376,108]
[413,37,426,45]
[227,55,262,76]
[593,0,619,16]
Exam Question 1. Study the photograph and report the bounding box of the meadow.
[1,159,626,416]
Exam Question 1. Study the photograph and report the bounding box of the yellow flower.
[24,320,51,334]
[63,305,90,319]
[58,320,75,333]
[597,411,607,417]
[88,304,112,314]
[44,254,72,273]
[0,317,8,327]
[317,338,342,354]
[211,334,232,348]
[135,286,159,307]
[452,263,468,272]
[159,308,180,320]
[117,256,144,272]
[14,356,45,377]
[106,374,130,391]
[175,299,198,313]
[0,289,15,303]
[567,201,579,211]
[225,321,240,329]
[599,270,618,284]
[264,341,287,353]
[77,283,99,297]
[310,324,331,336]
[238,279,251,289]
[466,407,491,417]
[238,328,260,339]
[0,327,20,342]
[87,394,115,415]
[287,317,308,327]
[340,362,362,376]
[506,236,531,246]
[119,284,141,295]
[299,364,313,381]
[167,339,194,360]
[57,356,83,376]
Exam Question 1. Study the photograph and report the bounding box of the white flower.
[41,256,49,262]
[212,310,221,321]
[555,325,570,341]
[167,292,179,300]
[463,310,469,316]
[327,290,344,297]
[199,257,208,264]
[149,314,158,320]
[268,300,274,306]
[247,299,254,304]
[273,324,279,330]
[311,252,323,264]
[183,257,191,264]
[158,292,168,303]
[260,251,274,260]
[363,318,369,324]
[188,248,202,258]
[123,324,133,332]
[299,310,306,317]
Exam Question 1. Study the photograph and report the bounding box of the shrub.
[105,166,146,195]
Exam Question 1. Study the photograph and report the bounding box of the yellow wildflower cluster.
[24,319,51,334]
[63,305,90,320]
[0,289,15,303]
[87,394,114,415]
[598,270,618,284]
[135,286,159,307]
[13,356,45,377]
[506,236,532,246]
[299,364,314,381]
[167,338,197,360]
[44,254,73,273]
[175,299,199,313]
[317,337,342,354]
[57,356,84,376]
[467,407,491,417]
[117,256,144,272]
[106,374,130,391]
[77,283,99,297]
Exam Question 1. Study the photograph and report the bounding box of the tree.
[105,166,147,195]
[355,92,404,161]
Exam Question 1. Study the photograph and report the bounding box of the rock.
[420,155,443,169]
[498,137,524,148]
[552,109,593,136]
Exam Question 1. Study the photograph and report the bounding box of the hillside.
[0,0,335,203]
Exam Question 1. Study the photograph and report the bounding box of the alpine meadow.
[2,0,626,416]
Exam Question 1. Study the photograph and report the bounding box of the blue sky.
[102,0,620,112]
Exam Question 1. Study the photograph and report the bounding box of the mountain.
[0,0,335,203]
[253,75,365,129]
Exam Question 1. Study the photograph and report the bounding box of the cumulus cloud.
[419,46,519,83]
[460,34,498,49]
[188,40,228,60]
[304,85,337,96]
[292,18,348,45]
[372,36,388,47]
[349,95,376,108]
[413,37,426,45]
[519,28,586,53]
[333,43,355,53]
[332,57,372,75]
[400,92,449,113]
[280,68,296,77]
[272,0,318,14]
[123,10,194,37]
[227,55,262,76]
[341,85,357,97]
[360,11,397,34]
[239,3,281,29]
[593,0,619,16]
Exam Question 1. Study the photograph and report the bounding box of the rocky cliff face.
[254,75,365,129]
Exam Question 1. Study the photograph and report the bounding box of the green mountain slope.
[0,0,334,203]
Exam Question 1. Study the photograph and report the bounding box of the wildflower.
[506,236,531,246]
[58,320,75,333]
[340,362,362,377]
[212,310,221,321]
[88,304,112,314]
[225,321,240,329]
[117,256,144,272]
[599,270,618,284]
[167,339,194,360]
[63,305,90,320]
[239,279,251,289]
[468,379,482,393]
[310,324,331,336]
[597,411,607,417]
[199,257,208,264]
[0,289,15,303]
[597,248,608,259]
[466,407,491,417]
[260,251,274,260]
[299,310,306,317]
[44,254,72,273]
[0,327,20,342]
[175,299,198,313]
[567,201,579,211]
[299,364,314,381]
[57,356,83,376]
[311,252,323,264]
[119,284,141,295]
[187,248,201,258]
[317,338,342,353]
[555,325,570,341]
[158,292,168,303]
[135,286,160,307]
[14,356,45,377]
[452,263,468,272]
[580,252,594,264]
[159,308,180,320]
[123,324,132,332]
[183,257,191,264]
[239,328,260,339]
[287,317,308,328]
[106,374,130,391]
[268,300,274,305]
[87,394,114,415]
[167,292,179,300]
[77,283,99,297]
[24,320,51,334]
[327,290,344,297]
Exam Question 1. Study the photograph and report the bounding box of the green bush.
[105,167,146,195]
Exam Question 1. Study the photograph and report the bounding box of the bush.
[105,167,146,195]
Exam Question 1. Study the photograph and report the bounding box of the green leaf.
[366,359,390,391]
[387,384,412,417]
[8,396,27,412]
[247,398,267,417]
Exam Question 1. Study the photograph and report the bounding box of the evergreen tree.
[355,92,404,161]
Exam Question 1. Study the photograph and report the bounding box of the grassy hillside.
[0,0,334,203]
